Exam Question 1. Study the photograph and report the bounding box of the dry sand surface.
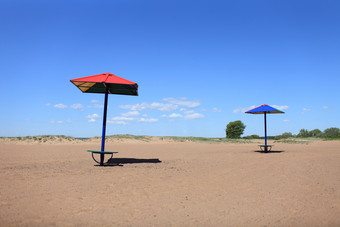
[0,139,340,226]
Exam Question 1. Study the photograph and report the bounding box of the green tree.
[310,129,322,137]
[226,120,246,139]
[298,129,310,137]
[323,127,340,138]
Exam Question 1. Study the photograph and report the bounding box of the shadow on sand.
[96,158,162,166]
[254,150,285,154]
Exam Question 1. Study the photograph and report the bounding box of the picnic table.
[87,150,118,164]
[258,145,273,152]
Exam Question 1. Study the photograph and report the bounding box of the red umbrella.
[70,72,138,95]
[70,72,138,165]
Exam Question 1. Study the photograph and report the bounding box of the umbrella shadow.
[254,150,285,154]
[99,157,162,166]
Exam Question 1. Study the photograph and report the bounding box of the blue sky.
[1,0,339,138]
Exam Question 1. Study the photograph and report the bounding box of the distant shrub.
[275,132,293,140]
[243,134,260,139]
[296,128,324,138]
[322,127,340,138]
[310,129,322,137]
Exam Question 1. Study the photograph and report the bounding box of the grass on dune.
[3,135,336,144]
[160,136,256,143]
[273,139,310,144]
[106,134,152,142]
[0,135,83,143]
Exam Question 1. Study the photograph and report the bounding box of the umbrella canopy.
[70,72,138,165]
[70,72,138,96]
[245,104,284,151]
[245,104,284,114]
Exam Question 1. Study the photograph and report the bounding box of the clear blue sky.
[1,0,339,138]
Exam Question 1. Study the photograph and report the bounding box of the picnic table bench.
[258,145,273,152]
[87,150,118,164]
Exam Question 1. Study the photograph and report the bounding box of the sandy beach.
[0,139,339,226]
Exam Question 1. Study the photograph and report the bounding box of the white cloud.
[283,119,290,122]
[272,105,289,111]
[88,104,104,108]
[108,115,158,124]
[108,116,132,125]
[119,103,144,111]
[50,119,71,124]
[163,110,205,120]
[86,113,101,122]
[322,106,332,110]
[70,104,84,110]
[54,104,67,109]
[152,103,177,111]
[87,113,100,119]
[111,116,134,121]
[163,97,201,108]
[169,113,183,118]
[88,100,103,108]
[180,108,194,114]
[120,102,178,112]
[233,106,255,113]
[184,113,205,120]
[121,111,140,117]
[138,118,158,123]
[108,120,127,125]
[302,108,311,114]
[212,107,222,112]
[45,103,51,106]
[119,98,201,113]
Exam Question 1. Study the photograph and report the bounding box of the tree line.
[225,120,340,139]
[276,127,340,139]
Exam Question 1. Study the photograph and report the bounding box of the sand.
[0,140,339,226]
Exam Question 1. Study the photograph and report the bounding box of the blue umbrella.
[245,104,284,151]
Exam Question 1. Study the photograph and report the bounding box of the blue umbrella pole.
[264,112,267,151]
[100,88,109,165]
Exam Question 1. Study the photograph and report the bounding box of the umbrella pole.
[264,112,267,152]
[100,87,109,166]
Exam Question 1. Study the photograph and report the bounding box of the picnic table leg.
[91,152,100,164]
[91,152,113,164]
